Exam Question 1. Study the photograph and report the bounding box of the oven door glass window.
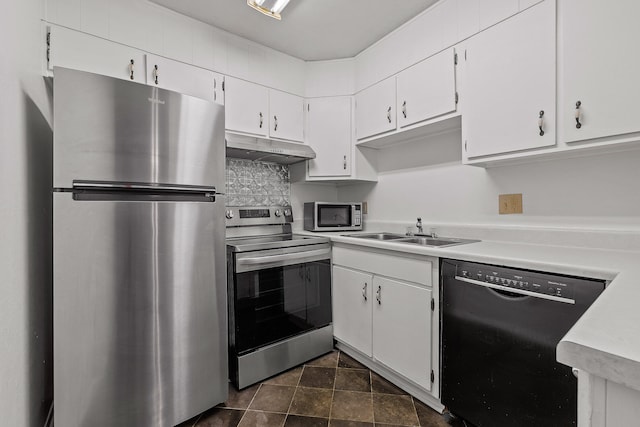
[317,205,351,227]
[233,259,331,354]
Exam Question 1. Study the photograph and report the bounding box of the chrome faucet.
[416,217,423,234]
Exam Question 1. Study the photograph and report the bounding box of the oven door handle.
[236,248,331,272]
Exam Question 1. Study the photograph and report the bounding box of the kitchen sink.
[345,232,408,240]
[346,232,479,247]
[398,236,479,247]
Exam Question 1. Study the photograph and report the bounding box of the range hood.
[225,133,316,165]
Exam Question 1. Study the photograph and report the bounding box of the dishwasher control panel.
[457,263,574,300]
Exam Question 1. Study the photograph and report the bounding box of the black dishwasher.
[440,259,605,427]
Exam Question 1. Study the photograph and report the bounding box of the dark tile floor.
[177,349,458,427]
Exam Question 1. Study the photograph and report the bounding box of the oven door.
[231,244,332,355]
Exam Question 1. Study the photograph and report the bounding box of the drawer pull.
[376,285,381,304]
[129,59,135,80]
[538,110,545,136]
[362,283,367,301]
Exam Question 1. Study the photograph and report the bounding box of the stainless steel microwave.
[303,202,363,232]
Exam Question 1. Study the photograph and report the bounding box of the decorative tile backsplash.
[225,159,291,207]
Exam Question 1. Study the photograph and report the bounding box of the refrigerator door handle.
[72,181,217,195]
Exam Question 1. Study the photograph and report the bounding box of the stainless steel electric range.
[226,206,333,389]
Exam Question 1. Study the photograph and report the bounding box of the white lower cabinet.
[372,276,433,390]
[332,266,373,357]
[332,244,439,402]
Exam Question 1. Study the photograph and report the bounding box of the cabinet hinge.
[431,370,435,383]
[464,140,468,152]
[454,52,458,65]
[464,49,467,61]
[46,30,51,66]
[307,103,310,112]
[431,298,435,311]
[455,92,459,105]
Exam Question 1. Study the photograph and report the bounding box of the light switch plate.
[499,193,523,214]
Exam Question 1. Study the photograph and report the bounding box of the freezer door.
[53,192,227,427]
[53,67,225,189]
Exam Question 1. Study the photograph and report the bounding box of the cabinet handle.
[274,115,278,132]
[129,59,135,80]
[362,283,367,301]
[387,106,392,123]
[538,110,545,136]
[343,155,347,170]
[575,101,582,129]
[402,101,407,119]
[213,78,217,101]
[153,65,159,85]
[376,286,381,304]
[259,112,263,128]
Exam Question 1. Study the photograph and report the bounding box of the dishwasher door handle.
[454,276,575,305]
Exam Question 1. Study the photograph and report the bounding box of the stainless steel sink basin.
[398,236,479,247]
[346,232,480,247]
[345,232,407,240]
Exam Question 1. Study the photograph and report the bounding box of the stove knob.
[225,210,234,219]
[284,208,292,217]
[274,209,282,217]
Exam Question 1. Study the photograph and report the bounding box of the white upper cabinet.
[355,77,397,140]
[146,54,223,104]
[307,97,352,177]
[560,0,640,143]
[268,90,304,142]
[396,48,457,129]
[225,77,269,137]
[462,0,556,159]
[479,0,519,30]
[48,25,146,84]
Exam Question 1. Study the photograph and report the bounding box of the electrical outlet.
[362,201,368,215]
[499,193,523,215]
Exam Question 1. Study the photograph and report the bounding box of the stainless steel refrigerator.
[53,67,227,426]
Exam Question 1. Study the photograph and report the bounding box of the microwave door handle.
[236,248,331,268]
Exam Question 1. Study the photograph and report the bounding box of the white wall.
[338,132,640,231]
[0,0,54,425]
[290,182,339,223]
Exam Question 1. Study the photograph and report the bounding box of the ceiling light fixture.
[247,0,290,20]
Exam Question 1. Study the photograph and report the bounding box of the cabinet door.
[49,25,146,84]
[212,73,225,106]
[307,97,352,177]
[146,54,218,103]
[355,77,396,140]
[225,77,269,137]
[332,266,372,357]
[462,0,555,158]
[269,90,304,142]
[396,48,457,129]
[372,276,432,390]
[561,0,640,143]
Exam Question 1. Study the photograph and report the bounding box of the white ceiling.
[150,0,439,61]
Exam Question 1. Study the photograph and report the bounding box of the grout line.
[236,383,262,426]
[328,349,338,422]
[409,395,420,427]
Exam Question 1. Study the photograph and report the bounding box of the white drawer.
[332,244,433,287]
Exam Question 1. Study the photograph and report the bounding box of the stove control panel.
[225,206,294,227]
[457,263,575,301]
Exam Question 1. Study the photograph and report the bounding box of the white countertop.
[299,229,640,392]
